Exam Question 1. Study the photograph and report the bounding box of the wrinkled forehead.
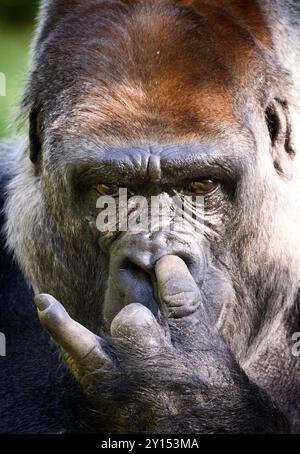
[27,0,279,141]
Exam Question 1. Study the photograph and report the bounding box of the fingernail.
[34,294,52,311]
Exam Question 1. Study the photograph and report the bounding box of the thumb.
[34,294,110,366]
[110,303,169,350]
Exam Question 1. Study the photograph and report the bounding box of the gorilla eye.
[189,179,218,195]
[94,184,120,197]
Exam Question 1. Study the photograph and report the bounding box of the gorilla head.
[4,0,300,432]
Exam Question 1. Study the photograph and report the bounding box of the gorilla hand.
[34,256,287,434]
[155,255,201,320]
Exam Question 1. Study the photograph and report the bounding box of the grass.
[0,22,34,137]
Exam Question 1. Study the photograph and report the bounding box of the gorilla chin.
[1,0,300,434]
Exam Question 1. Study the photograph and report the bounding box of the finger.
[155,255,201,316]
[110,303,169,350]
[35,294,110,365]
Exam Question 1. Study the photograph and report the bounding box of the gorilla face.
[5,0,300,366]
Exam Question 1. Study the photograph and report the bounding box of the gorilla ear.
[29,108,43,163]
[265,99,296,178]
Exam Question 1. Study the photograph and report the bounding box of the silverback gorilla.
[1,0,300,434]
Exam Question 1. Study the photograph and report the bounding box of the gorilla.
[1,0,300,434]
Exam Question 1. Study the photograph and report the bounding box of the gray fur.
[1,0,300,433]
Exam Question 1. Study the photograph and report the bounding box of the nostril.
[176,253,194,269]
[171,252,198,276]
[122,251,202,284]
[121,256,154,277]
[165,251,206,286]
[122,259,151,280]
[118,259,159,316]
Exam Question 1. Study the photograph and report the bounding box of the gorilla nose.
[111,230,206,281]
[102,231,206,327]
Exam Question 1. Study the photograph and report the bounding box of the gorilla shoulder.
[0,138,90,434]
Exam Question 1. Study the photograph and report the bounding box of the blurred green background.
[0,1,38,137]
